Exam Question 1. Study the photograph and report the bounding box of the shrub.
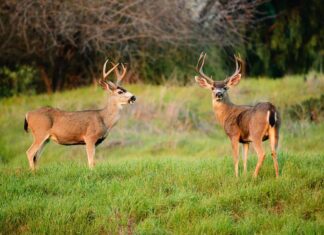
[288,95,324,122]
[0,66,38,98]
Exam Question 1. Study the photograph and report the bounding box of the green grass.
[0,76,323,234]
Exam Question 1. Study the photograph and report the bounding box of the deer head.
[195,52,243,102]
[99,60,136,105]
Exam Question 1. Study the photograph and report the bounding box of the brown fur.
[25,61,135,170]
[195,53,281,178]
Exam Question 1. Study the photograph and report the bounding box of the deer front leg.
[26,135,49,170]
[85,140,96,169]
[242,143,249,175]
[231,139,240,177]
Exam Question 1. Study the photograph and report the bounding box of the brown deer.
[24,60,136,170]
[194,52,280,178]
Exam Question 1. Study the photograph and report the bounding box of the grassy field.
[0,76,323,234]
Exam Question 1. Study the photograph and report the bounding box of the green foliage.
[134,45,226,85]
[0,66,38,98]
[245,0,324,77]
[0,0,323,96]
[288,94,324,122]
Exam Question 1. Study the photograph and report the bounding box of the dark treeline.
[0,0,322,97]
[244,0,323,77]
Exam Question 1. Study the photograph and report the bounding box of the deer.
[194,52,281,178]
[24,60,136,170]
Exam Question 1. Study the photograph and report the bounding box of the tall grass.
[0,75,323,234]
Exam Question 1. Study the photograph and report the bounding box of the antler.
[225,55,243,83]
[196,52,214,84]
[111,62,127,86]
[102,59,119,81]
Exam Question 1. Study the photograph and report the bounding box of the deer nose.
[130,96,136,102]
[215,92,223,98]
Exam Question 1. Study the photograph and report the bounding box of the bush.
[0,66,38,98]
[288,95,324,122]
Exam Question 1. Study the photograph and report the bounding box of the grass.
[0,75,323,234]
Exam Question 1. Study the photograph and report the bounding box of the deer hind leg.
[85,140,96,169]
[252,140,265,178]
[269,127,279,178]
[242,143,249,175]
[26,134,49,170]
[231,139,240,177]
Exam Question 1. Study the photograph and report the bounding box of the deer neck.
[100,97,122,129]
[212,97,237,128]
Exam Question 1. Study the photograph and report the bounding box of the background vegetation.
[1,0,323,97]
[0,0,323,234]
[0,76,323,234]
[244,0,323,77]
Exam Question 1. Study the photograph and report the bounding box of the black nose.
[215,92,223,98]
[130,96,136,101]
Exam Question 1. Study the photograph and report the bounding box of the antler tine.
[234,54,243,72]
[112,62,127,86]
[226,55,243,82]
[196,52,214,84]
[118,63,127,84]
[102,59,119,81]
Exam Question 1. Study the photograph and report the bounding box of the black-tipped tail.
[24,118,28,132]
[269,111,276,127]
[269,107,277,127]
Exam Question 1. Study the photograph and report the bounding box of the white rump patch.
[266,110,270,123]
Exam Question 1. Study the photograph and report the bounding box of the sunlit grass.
[0,75,323,234]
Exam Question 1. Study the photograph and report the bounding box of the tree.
[244,0,324,77]
[0,0,263,93]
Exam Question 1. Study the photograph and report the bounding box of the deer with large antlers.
[194,52,281,178]
[24,60,136,170]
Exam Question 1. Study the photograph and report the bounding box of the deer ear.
[226,73,241,87]
[99,80,109,90]
[195,76,213,89]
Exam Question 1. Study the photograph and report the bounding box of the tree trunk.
[39,66,52,94]
[52,57,66,92]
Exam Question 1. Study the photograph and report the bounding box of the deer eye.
[117,90,124,94]
[224,87,228,91]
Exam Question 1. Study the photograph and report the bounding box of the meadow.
[0,76,323,234]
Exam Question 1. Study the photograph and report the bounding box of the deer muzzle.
[129,96,136,104]
[215,92,223,99]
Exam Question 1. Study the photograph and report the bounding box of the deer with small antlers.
[24,60,136,170]
[194,52,281,178]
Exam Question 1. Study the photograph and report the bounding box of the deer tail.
[267,104,280,151]
[24,115,29,132]
[267,105,278,128]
